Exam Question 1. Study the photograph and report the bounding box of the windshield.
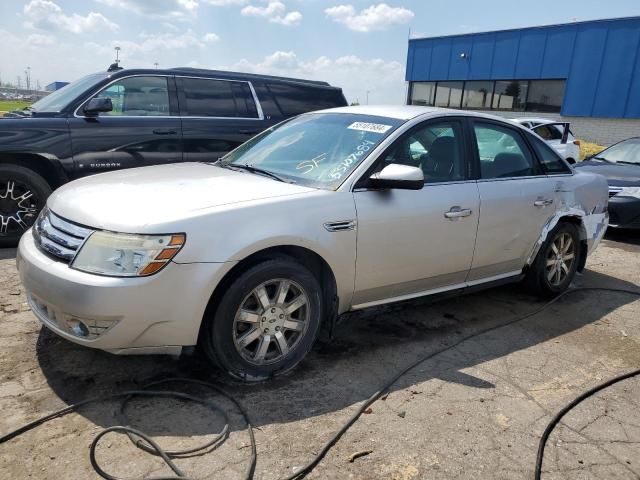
[596,138,640,165]
[219,113,403,189]
[30,73,108,112]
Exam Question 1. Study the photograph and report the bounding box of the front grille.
[33,208,94,262]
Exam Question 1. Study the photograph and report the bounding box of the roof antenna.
[108,46,123,72]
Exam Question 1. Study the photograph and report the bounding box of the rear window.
[179,78,259,118]
[267,83,346,116]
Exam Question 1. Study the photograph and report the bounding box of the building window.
[461,81,493,109]
[410,82,436,106]
[526,80,565,113]
[493,80,528,111]
[434,81,463,108]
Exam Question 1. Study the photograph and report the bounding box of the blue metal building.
[45,81,69,92]
[405,16,640,119]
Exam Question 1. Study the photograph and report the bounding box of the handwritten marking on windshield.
[328,139,376,180]
[296,153,327,175]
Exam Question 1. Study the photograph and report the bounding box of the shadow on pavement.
[34,269,639,438]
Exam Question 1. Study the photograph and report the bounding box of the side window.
[267,83,346,116]
[378,121,465,183]
[230,82,259,118]
[529,135,571,174]
[95,76,169,116]
[474,122,540,179]
[532,124,562,141]
[180,78,236,117]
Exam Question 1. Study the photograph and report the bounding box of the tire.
[200,257,323,381]
[0,164,51,247]
[524,222,581,297]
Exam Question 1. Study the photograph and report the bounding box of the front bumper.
[608,195,640,229]
[17,229,234,355]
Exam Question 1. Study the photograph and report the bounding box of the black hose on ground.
[0,287,638,479]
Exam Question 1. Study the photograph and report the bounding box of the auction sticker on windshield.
[348,122,393,134]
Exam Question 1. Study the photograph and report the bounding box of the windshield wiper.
[591,156,612,163]
[226,164,291,183]
[615,160,640,166]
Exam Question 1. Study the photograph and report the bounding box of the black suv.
[0,67,347,245]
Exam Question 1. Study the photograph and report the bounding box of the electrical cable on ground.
[1,286,638,480]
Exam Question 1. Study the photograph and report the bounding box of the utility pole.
[154,62,159,69]
[366,90,370,105]
[114,46,121,66]
[25,67,31,94]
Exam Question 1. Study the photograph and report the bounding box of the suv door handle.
[534,198,554,207]
[239,129,260,135]
[152,129,177,135]
[444,207,473,219]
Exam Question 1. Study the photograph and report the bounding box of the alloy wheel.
[0,179,40,235]
[232,278,310,365]
[545,232,575,286]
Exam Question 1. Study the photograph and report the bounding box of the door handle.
[152,129,177,135]
[534,198,554,207]
[444,207,473,219]
[239,129,260,135]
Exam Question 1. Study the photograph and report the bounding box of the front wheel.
[524,222,580,296]
[200,257,323,381]
[0,164,51,247]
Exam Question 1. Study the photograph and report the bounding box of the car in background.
[18,106,608,380]
[0,67,347,246]
[574,137,640,229]
[513,117,580,164]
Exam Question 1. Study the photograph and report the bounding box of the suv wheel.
[525,222,580,296]
[0,165,51,247]
[201,257,323,381]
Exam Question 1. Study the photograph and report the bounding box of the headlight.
[617,186,640,198]
[71,231,185,277]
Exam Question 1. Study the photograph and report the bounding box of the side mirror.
[83,97,113,116]
[368,164,424,190]
[566,157,577,165]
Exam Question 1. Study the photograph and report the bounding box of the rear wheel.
[0,165,51,247]
[525,222,580,296]
[200,257,323,381]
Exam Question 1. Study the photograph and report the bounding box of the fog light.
[66,319,90,338]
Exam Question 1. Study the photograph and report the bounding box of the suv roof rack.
[168,67,333,87]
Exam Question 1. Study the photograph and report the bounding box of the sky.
[1,0,639,104]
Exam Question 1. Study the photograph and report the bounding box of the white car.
[513,117,580,164]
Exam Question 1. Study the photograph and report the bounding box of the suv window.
[474,122,540,179]
[180,78,259,118]
[530,135,572,174]
[267,83,346,116]
[378,121,465,183]
[95,76,170,116]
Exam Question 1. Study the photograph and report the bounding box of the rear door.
[469,120,557,281]
[177,77,267,161]
[68,75,182,178]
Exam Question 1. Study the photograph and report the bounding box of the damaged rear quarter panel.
[526,171,609,266]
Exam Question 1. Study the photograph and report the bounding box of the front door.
[469,120,557,281]
[68,75,182,178]
[352,119,480,308]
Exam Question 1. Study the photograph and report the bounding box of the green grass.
[0,100,32,114]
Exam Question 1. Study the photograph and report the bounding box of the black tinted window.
[530,136,571,174]
[96,76,169,116]
[474,122,540,178]
[461,81,493,109]
[180,78,258,117]
[267,83,346,116]
[526,80,565,113]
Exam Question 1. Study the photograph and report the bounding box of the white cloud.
[203,0,248,5]
[325,3,413,32]
[24,0,119,33]
[203,32,220,42]
[241,1,302,26]
[27,33,55,47]
[218,51,405,104]
[96,0,198,20]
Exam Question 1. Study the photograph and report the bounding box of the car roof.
[512,117,561,124]
[312,105,536,128]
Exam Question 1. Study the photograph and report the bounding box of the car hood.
[47,162,316,232]
[574,161,640,186]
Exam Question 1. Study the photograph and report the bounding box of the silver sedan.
[17,106,609,381]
